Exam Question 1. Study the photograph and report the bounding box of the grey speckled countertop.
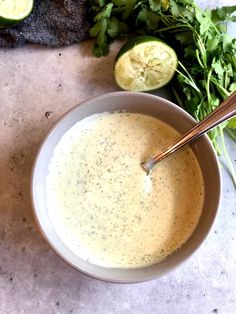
[0,2,236,313]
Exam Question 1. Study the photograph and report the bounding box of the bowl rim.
[31,91,221,283]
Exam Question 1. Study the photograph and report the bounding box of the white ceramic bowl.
[31,91,221,283]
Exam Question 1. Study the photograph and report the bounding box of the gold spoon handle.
[141,91,236,173]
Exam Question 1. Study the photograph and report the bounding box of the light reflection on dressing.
[47,112,204,268]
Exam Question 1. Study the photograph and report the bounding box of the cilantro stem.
[206,69,212,102]
[228,55,236,71]
[226,128,236,141]
[195,49,204,69]
[224,68,229,90]
[177,61,202,95]
[160,15,173,26]
[211,78,230,98]
[213,140,222,155]
[194,32,207,67]
[196,96,207,120]
[172,87,184,108]
[154,24,191,33]
[220,128,236,187]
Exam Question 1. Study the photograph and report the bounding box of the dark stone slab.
[0,0,89,48]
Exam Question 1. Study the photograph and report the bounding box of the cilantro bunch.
[89,0,236,185]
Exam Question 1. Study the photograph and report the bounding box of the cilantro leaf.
[149,0,162,12]
[89,3,114,56]
[227,118,236,129]
[91,18,110,57]
[222,33,233,53]
[137,7,160,31]
[212,6,236,23]
[169,0,182,17]
[211,59,224,80]
[93,3,113,22]
[195,9,212,36]
[112,0,138,20]
[229,82,236,92]
[206,35,220,53]
[175,31,193,45]
[161,0,169,11]
[107,17,129,38]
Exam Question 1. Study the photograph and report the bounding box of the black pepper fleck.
[212,309,218,313]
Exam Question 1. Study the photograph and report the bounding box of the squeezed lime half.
[114,36,178,92]
[0,0,34,27]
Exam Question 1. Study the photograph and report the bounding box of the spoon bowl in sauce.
[32,91,221,283]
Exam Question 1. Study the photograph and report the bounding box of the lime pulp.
[114,36,178,92]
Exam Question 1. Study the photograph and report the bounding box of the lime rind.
[0,0,34,27]
[114,36,178,92]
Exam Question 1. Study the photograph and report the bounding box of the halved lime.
[114,36,178,92]
[0,0,34,28]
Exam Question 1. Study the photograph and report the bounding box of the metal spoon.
[141,91,236,174]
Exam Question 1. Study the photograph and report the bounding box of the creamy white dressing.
[47,112,204,268]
